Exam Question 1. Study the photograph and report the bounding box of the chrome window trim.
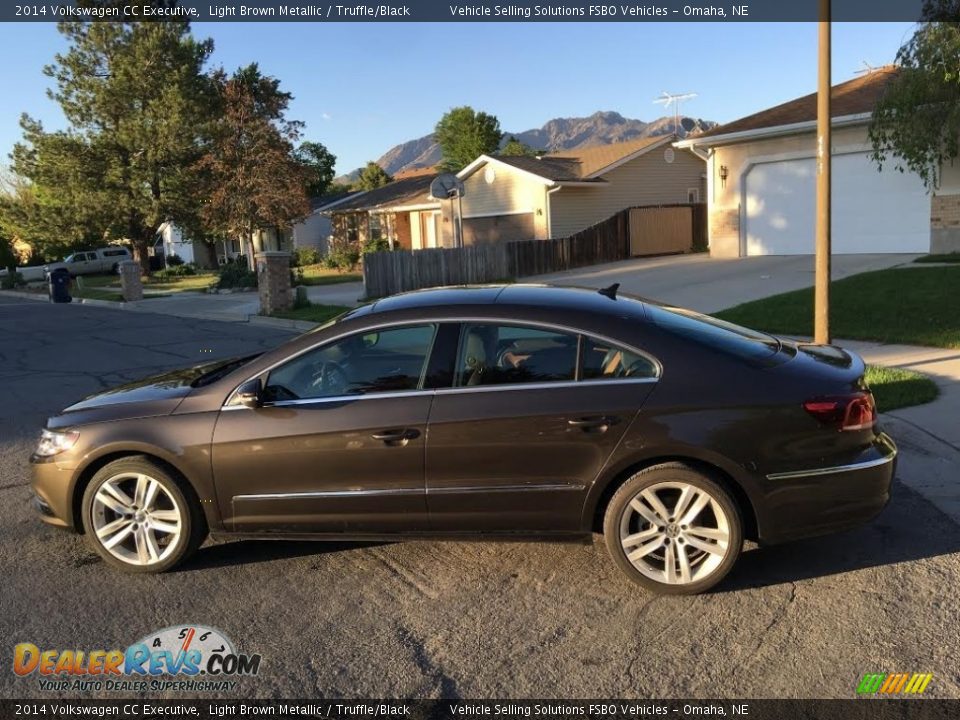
[766,439,897,481]
[223,316,662,409]
[221,376,659,411]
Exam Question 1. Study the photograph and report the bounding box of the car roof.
[362,283,652,321]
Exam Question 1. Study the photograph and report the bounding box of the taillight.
[803,392,876,431]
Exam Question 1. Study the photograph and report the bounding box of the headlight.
[35,429,79,458]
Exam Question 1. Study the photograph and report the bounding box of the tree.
[434,106,502,171]
[196,64,310,269]
[869,1,960,189]
[357,161,392,191]
[500,136,538,157]
[295,141,337,198]
[15,14,216,270]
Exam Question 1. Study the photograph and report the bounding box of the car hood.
[48,358,250,429]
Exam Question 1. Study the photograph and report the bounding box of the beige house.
[327,136,705,250]
[676,67,960,257]
[456,135,705,243]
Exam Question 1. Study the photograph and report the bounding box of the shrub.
[292,246,321,267]
[323,244,361,271]
[363,237,391,255]
[217,263,257,289]
[166,253,185,266]
[155,263,198,279]
[1,271,24,290]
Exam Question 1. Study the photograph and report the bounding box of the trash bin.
[48,267,73,304]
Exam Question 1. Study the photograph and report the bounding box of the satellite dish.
[430,173,465,200]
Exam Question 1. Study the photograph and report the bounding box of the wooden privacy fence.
[362,203,705,299]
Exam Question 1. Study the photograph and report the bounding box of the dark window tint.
[455,324,577,387]
[103,249,128,257]
[647,304,780,361]
[580,336,658,381]
[263,324,435,402]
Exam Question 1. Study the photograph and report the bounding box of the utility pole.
[814,0,832,344]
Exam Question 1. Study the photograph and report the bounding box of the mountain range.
[337,111,717,182]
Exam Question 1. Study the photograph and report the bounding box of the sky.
[0,21,916,176]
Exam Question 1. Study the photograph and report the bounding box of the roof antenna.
[854,61,877,76]
[598,283,620,300]
[654,91,698,136]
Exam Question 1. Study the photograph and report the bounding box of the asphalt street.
[1,297,958,700]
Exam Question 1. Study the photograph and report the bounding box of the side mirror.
[234,378,262,408]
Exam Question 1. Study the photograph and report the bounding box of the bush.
[155,263,198,279]
[323,246,361,271]
[292,246,321,267]
[217,262,257,289]
[363,236,391,255]
[1,271,24,290]
[166,253,185,266]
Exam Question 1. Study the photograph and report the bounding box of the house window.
[369,214,383,242]
[346,215,359,244]
[687,188,700,203]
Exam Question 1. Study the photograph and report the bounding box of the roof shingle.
[696,66,899,141]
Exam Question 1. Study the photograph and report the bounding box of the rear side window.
[455,323,577,387]
[580,335,658,380]
[647,304,780,361]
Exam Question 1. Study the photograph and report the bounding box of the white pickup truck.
[44,247,133,276]
[1,246,133,283]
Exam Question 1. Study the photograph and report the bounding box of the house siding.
[549,147,705,239]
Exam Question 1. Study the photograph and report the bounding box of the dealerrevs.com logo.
[13,625,261,693]
[857,673,933,695]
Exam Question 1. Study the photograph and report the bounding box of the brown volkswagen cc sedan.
[30,285,896,593]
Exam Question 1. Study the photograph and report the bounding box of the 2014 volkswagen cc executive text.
[30,284,897,594]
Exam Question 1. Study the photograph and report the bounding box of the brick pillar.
[256,251,292,315]
[931,194,960,254]
[119,260,143,302]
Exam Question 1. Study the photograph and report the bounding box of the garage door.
[744,152,930,255]
[462,213,535,246]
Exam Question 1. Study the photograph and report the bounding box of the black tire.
[110,263,119,274]
[80,456,207,573]
[603,463,742,595]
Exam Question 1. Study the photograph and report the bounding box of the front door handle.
[568,416,619,432]
[371,428,420,445]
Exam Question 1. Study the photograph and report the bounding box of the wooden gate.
[629,206,693,256]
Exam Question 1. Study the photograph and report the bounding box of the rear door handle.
[568,416,619,431]
[371,428,420,444]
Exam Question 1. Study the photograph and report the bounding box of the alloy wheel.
[618,481,731,585]
[90,473,183,566]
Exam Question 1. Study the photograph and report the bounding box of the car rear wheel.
[81,457,206,573]
[604,464,742,594]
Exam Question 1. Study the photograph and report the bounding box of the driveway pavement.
[1,297,959,700]
[529,253,919,313]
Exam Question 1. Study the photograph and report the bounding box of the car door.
[425,323,660,532]
[211,323,442,534]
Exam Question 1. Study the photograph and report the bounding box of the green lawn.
[76,272,217,294]
[271,303,351,324]
[914,252,960,264]
[296,265,361,286]
[714,266,960,349]
[865,365,939,413]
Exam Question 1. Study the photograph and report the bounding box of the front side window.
[455,324,578,387]
[580,336,658,381]
[263,324,436,402]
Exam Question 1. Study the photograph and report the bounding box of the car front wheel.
[604,464,742,594]
[81,457,206,573]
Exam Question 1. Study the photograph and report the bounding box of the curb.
[0,289,49,302]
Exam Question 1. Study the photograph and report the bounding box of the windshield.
[646,304,781,361]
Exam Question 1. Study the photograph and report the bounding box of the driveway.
[530,254,919,314]
[1,297,959,699]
